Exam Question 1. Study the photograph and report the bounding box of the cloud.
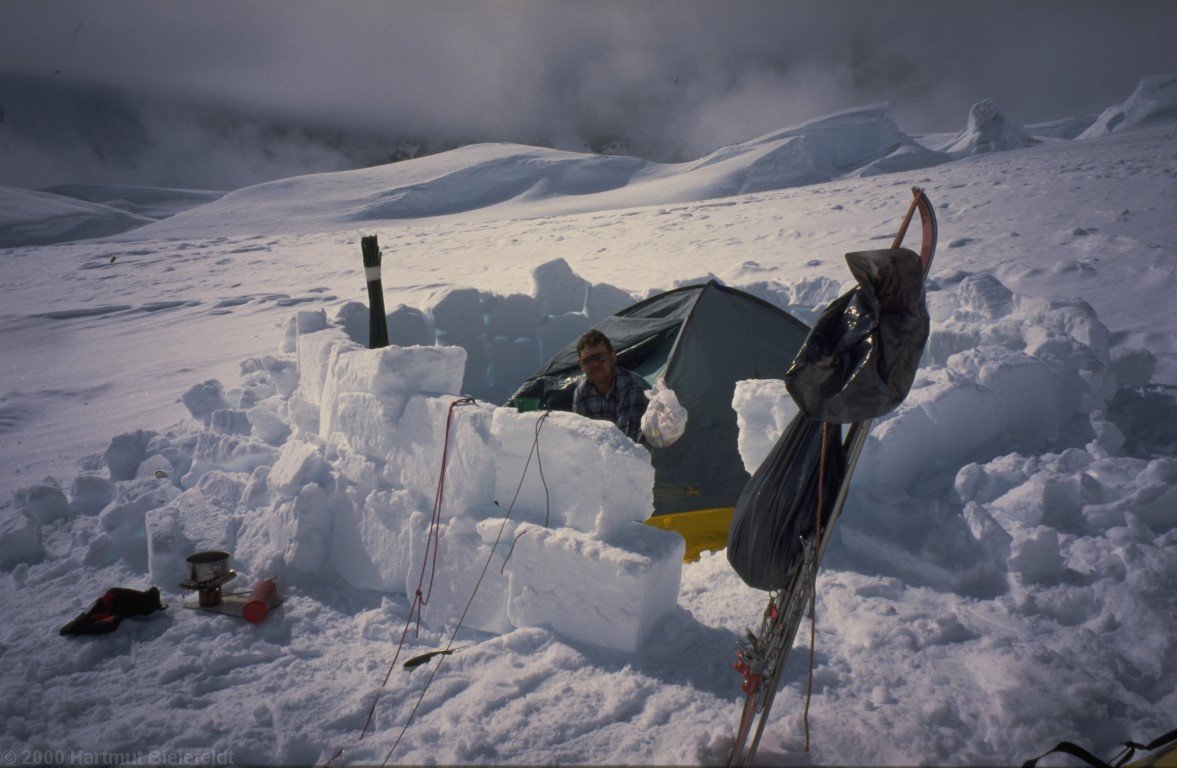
[2,0,1176,188]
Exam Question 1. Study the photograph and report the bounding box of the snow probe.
[726,186,938,767]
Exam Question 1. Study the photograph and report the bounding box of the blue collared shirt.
[573,367,649,442]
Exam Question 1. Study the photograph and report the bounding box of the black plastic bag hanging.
[785,248,930,424]
[727,414,846,591]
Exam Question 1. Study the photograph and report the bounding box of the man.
[572,329,648,442]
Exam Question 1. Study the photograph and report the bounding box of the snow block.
[104,430,155,481]
[0,508,42,567]
[248,404,292,446]
[282,309,328,354]
[146,489,237,588]
[487,293,543,339]
[268,440,329,500]
[491,408,654,537]
[332,443,381,496]
[532,258,588,316]
[13,479,70,523]
[430,288,486,335]
[236,483,336,577]
[956,273,1015,319]
[330,489,419,592]
[490,337,540,397]
[387,305,436,347]
[296,327,359,407]
[539,313,591,361]
[1007,526,1064,584]
[586,282,633,322]
[503,522,684,653]
[330,392,403,461]
[732,379,800,475]
[210,408,252,436]
[195,471,247,512]
[319,343,466,440]
[100,475,181,535]
[68,472,117,516]
[858,348,1061,491]
[411,515,512,635]
[181,380,229,426]
[182,432,281,488]
[389,396,496,520]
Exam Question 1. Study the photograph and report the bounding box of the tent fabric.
[510,281,810,550]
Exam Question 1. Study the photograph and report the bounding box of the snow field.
[3,77,1177,765]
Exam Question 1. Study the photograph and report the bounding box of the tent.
[509,281,810,559]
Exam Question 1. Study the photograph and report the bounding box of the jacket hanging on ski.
[727,247,930,590]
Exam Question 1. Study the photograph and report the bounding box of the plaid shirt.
[573,367,649,442]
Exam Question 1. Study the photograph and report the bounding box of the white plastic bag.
[641,378,688,448]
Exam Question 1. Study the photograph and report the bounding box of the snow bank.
[688,103,947,193]
[731,270,1171,606]
[1080,73,1177,138]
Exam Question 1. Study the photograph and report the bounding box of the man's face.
[579,343,617,388]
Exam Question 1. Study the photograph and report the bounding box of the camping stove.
[179,550,237,607]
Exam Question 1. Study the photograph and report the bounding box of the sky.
[2,0,1176,189]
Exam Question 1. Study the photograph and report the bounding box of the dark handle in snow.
[361,235,390,349]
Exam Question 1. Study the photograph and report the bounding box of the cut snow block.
[732,379,800,475]
[1007,526,1064,584]
[236,483,337,578]
[390,396,496,520]
[330,489,419,592]
[146,489,237,588]
[539,313,591,362]
[491,409,654,537]
[410,515,512,635]
[282,308,328,354]
[182,380,229,426]
[268,440,329,500]
[330,392,403,461]
[387,305,436,348]
[104,429,155,481]
[586,282,633,322]
[489,337,540,396]
[532,258,588,316]
[101,475,181,536]
[332,442,381,496]
[0,508,42,567]
[195,471,247,512]
[296,327,360,407]
[319,343,467,439]
[430,288,486,335]
[487,293,543,339]
[68,472,117,516]
[504,522,684,653]
[210,408,252,436]
[14,479,70,523]
[181,432,281,488]
[248,405,292,446]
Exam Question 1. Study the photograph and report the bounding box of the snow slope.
[2,82,1176,767]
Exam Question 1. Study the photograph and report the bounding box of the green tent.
[509,280,810,558]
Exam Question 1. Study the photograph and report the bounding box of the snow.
[938,99,1042,157]
[2,76,1177,766]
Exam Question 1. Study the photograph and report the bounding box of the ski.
[727,187,938,767]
